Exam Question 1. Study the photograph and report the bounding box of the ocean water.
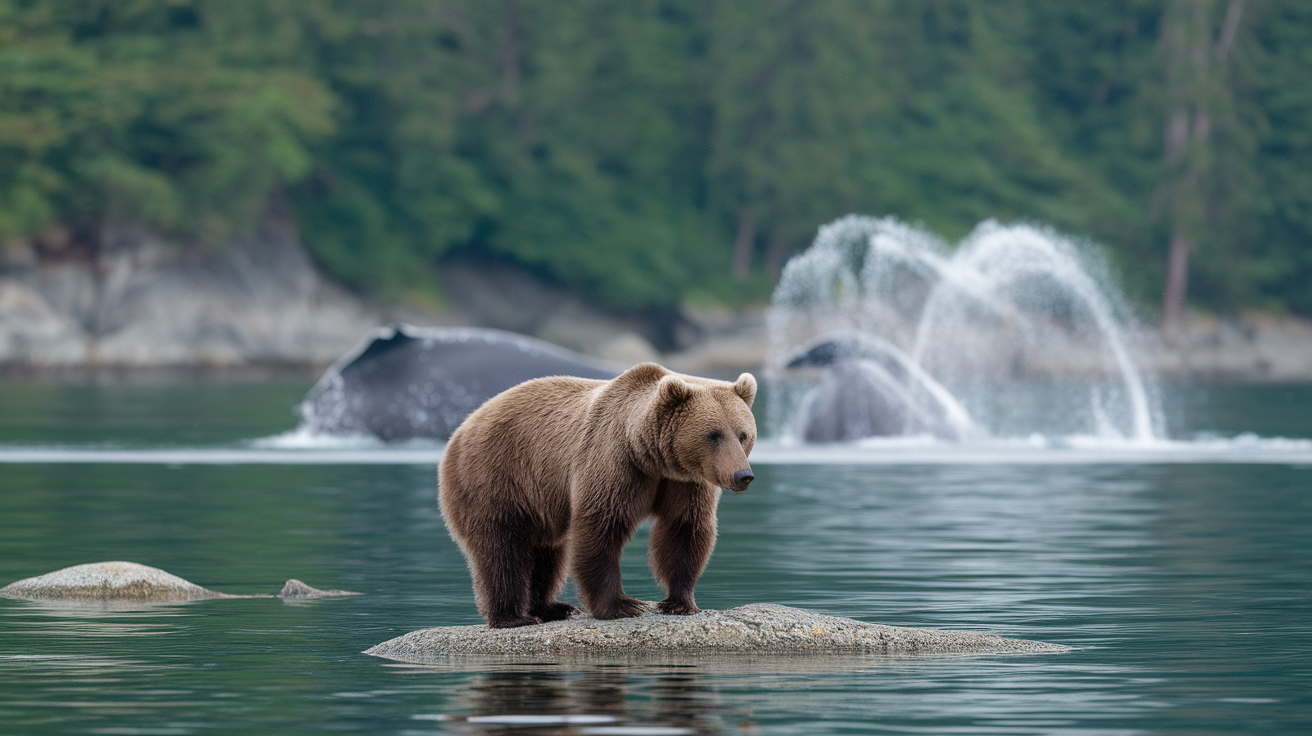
[0,381,1309,734]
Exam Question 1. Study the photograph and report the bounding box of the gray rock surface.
[8,218,1309,381]
[365,603,1068,661]
[0,561,359,604]
[1139,314,1312,381]
[0,561,236,603]
[440,259,661,364]
[0,221,379,374]
[664,304,768,380]
[277,579,360,599]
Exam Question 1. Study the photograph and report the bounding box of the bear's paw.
[657,598,700,616]
[531,601,579,622]
[591,595,648,620]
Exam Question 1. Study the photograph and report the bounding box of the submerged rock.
[0,561,235,603]
[277,579,360,599]
[364,603,1068,661]
[0,562,360,604]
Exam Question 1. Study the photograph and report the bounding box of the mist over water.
[767,216,1162,444]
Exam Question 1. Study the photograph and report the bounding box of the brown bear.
[439,362,757,628]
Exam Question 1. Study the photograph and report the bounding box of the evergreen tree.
[0,0,335,249]
[2,1,1311,319]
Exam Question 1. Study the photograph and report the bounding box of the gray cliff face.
[0,225,755,378]
[2,222,1309,381]
[1140,316,1312,381]
[439,259,663,366]
[0,221,378,373]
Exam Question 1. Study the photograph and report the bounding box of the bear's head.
[648,369,758,493]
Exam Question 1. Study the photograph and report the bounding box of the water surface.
[0,382,1309,734]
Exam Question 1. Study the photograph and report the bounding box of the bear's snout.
[731,468,754,492]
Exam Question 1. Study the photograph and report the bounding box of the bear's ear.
[656,375,694,409]
[732,373,757,407]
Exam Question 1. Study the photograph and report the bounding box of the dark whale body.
[786,335,968,443]
[300,325,619,441]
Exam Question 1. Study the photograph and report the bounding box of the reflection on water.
[379,655,1170,735]
[0,383,1309,734]
[429,667,721,735]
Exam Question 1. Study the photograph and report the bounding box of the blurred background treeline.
[1,0,1309,319]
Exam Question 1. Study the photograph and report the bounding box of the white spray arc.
[766,216,1160,443]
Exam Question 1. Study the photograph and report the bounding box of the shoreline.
[3,313,1311,385]
[3,229,1310,383]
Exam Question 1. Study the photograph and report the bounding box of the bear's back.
[441,375,608,516]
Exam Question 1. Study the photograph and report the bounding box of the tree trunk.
[1162,229,1191,327]
[731,208,756,281]
[1159,0,1244,330]
[764,230,787,280]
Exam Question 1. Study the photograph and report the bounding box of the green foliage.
[0,0,335,244]
[1225,1,1312,314]
[2,1,1311,315]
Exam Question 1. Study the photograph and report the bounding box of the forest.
[1,0,1309,319]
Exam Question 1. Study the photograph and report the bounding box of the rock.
[0,279,87,363]
[0,561,236,603]
[589,331,661,366]
[1139,313,1312,381]
[0,220,380,375]
[0,561,360,604]
[364,603,1068,661]
[277,579,360,599]
[440,258,665,362]
[663,305,768,380]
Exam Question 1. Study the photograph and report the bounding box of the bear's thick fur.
[439,362,757,628]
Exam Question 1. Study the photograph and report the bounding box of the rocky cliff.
[1139,314,1312,382]
[0,223,753,379]
[0,221,379,377]
[1,224,1309,382]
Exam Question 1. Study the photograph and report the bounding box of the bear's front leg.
[650,480,718,615]
[570,511,647,620]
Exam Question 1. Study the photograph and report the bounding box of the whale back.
[300,326,620,441]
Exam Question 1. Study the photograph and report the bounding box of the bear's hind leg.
[528,544,577,622]
[468,523,541,628]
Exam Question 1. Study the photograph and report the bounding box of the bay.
[0,382,1309,734]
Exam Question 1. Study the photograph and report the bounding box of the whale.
[785,334,972,443]
[299,325,620,441]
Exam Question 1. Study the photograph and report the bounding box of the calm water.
[0,382,1309,734]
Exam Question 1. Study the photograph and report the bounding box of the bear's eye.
[708,430,723,443]
[739,432,748,442]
